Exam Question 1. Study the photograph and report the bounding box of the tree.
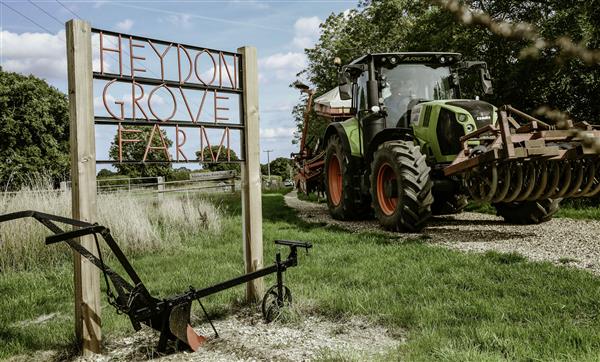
[196,146,240,173]
[97,169,115,178]
[0,69,70,189]
[108,125,173,178]
[298,0,600,146]
[269,157,293,179]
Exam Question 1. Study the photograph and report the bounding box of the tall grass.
[0,181,221,271]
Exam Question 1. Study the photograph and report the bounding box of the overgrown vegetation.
[2,192,600,360]
[0,181,221,271]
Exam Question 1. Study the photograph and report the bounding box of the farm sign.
[92,28,244,164]
[67,20,262,356]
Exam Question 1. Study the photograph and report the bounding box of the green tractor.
[316,52,600,231]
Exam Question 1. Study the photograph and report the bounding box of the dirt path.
[285,192,600,275]
[71,312,401,362]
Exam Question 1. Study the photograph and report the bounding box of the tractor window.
[381,64,456,127]
[355,72,369,112]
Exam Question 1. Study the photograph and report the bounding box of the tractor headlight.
[390,57,397,64]
[466,124,475,133]
[457,113,468,122]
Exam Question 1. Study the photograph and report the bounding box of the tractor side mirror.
[480,67,493,95]
[339,82,353,100]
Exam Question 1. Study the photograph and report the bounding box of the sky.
[0,0,355,168]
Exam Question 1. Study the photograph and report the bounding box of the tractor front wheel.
[371,141,433,232]
[324,135,371,220]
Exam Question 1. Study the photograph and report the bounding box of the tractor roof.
[350,52,462,66]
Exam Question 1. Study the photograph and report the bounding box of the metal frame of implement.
[0,210,312,353]
[444,105,600,203]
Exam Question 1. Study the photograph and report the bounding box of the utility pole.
[264,150,273,185]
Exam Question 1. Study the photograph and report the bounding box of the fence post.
[66,19,101,355]
[157,176,164,200]
[60,181,68,193]
[238,46,263,302]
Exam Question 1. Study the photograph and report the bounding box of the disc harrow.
[445,105,600,203]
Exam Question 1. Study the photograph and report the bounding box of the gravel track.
[71,312,401,362]
[285,192,600,275]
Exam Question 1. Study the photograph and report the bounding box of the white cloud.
[164,14,193,29]
[259,52,307,82]
[261,127,296,139]
[0,30,67,80]
[292,16,321,49]
[115,19,134,32]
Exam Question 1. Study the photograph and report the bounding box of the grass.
[2,192,600,360]
[0,183,221,271]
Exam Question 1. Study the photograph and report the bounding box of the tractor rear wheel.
[371,141,433,232]
[324,135,371,220]
[493,198,561,224]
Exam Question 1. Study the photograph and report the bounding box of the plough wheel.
[262,284,292,323]
[493,198,561,225]
[168,302,206,351]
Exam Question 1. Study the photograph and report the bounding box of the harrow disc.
[502,163,524,203]
[527,161,549,201]
[515,163,537,202]
[465,163,498,202]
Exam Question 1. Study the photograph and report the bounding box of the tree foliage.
[0,69,70,188]
[297,0,600,144]
[196,146,241,173]
[108,125,173,178]
[262,157,293,178]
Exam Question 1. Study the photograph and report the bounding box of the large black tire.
[324,135,371,220]
[493,199,560,224]
[431,194,468,215]
[370,141,433,232]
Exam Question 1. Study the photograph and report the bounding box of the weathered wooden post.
[157,176,165,200]
[66,19,102,355]
[238,46,264,302]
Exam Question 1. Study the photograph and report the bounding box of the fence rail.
[2,173,238,198]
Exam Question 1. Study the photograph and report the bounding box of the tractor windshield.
[381,64,455,127]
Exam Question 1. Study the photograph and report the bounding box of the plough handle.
[274,239,312,251]
[45,225,106,245]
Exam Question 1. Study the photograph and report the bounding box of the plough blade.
[168,302,206,351]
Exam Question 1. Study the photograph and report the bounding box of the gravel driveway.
[285,192,600,275]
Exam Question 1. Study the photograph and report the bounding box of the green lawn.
[2,192,600,360]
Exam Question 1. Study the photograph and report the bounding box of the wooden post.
[66,19,101,355]
[157,176,164,200]
[238,46,263,302]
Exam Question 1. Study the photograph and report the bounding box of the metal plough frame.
[0,210,311,353]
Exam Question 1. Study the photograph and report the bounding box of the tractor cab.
[337,52,495,163]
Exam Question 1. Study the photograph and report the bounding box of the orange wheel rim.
[377,163,398,216]
[328,155,343,206]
